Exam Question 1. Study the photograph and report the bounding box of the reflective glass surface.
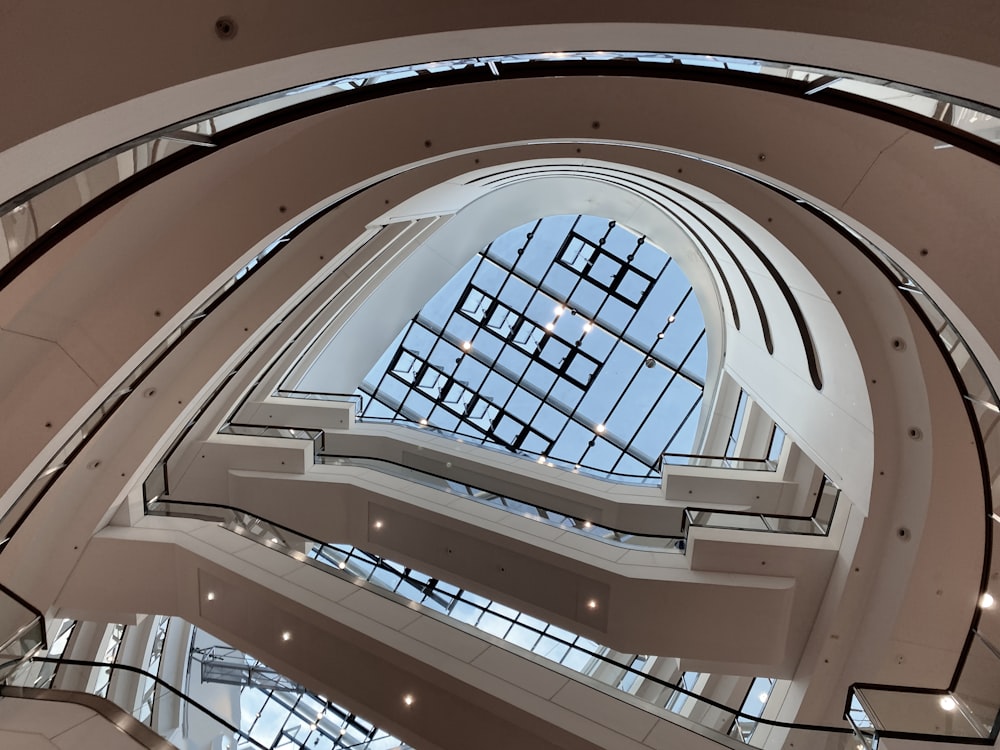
[357,215,707,478]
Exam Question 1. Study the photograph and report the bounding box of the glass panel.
[952,634,1000,736]
[727,389,749,458]
[687,511,769,532]
[828,78,939,116]
[763,516,819,534]
[0,138,185,265]
[0,588,44,681]
[854,686,985,739]
[317,455,683,552]
[767,425,786,462]
[663,453,776,471]
[349,215,706,483]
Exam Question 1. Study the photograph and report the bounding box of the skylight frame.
[357,215,708,478]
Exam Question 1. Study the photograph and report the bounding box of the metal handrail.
[355,416,662,484]
[0,684,177,750]
[149,496,854,745]
[0,46,994,749]
[13,657,268,750]
[317,453,684,550]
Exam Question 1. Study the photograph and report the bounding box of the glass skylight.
[190,629,407,750]
[357,215,707,478]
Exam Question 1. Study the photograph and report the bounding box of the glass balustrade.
[355,416,663,485]
[274,388,364,410]
[317,454,683,551]
[0,238,287,551]
[684,475,841,537]
[272,390,780,485]
[0,585,45,682]
[205,422,837,548]
[4,51,997,281]
[150,497,856,749]
[662,452,777,471]
[7,657,265,749]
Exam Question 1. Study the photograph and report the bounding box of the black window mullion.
[612,329,707,472]
[607,327,705,473]
[356,213,709,476]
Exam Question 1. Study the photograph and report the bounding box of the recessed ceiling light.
[939,695,956,711]
[206,592,216,601]
[403,694,415,706]
[281,631,292,641]
[582,521,591,528]
[373,520,383,529]
[587,599,598,609]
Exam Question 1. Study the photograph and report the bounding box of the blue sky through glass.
[357,215,707,478]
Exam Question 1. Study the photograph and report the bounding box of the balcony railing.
[6,656,268,750]
[685,475,840,537]
[148,421,841,548]
[317,453,684,551]
[0,583,46,682]
[4,50,999,286]
[150,496,857,750]
[662,452,777,471]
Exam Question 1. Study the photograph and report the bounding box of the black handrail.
[354,416,661,483]
[149,496,853,741]
[21,656,268,750]
[663,452,774,464]
[317,452,683,546]
[680,157,1000,743]
[0,581,47,650]
[683,474,839,536]
[4,54,1000,298]
[0,684,176,750]
[846,679,1000,745]
[1,178,385,556]
[205,422,837,543]
[274,388,365,413]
